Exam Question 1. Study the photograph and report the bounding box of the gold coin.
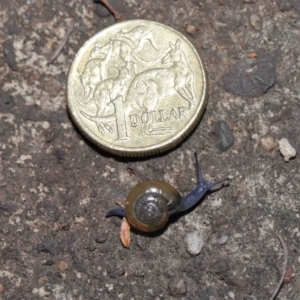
[67,20,207,156]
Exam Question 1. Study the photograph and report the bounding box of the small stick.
[269,232,288,300]
[120,217,131,248]
[47,20,74,64]
[116,201,124,207]
[99,0,123,21]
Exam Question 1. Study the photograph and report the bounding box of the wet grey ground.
[0,0,300,299]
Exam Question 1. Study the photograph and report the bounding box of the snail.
[106,153,229,232]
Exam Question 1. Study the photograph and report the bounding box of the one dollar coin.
[67,20,208,156]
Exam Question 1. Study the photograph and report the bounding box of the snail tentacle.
[174,153,228,214]
[106,207,125,217]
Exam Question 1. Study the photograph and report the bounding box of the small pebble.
[57,261,68,272]
[211,259,230,274]
[2,93,13,105]
[0,284,4,294]
[218,235,229,245]
[259,136,276,152]
[221,52,276,98]
[74,216,85,224]
[276,0,300,13]
[44,78,63,96]
[284,266,295,283]
[106,264,125,278]
[184,231,205,255]
[43,260,54,266]
[95,233,108,244]
[36,242,55,255]
[250,14,262,31]
[167,277,187,296]
[133,269,145,278]
[217,121,235,151]
[185,24,196,35]
[278,138,296,162]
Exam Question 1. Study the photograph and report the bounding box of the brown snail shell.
[125,180,181,232]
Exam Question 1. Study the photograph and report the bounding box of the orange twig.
[99,0,123,21]
[120,217,130,248]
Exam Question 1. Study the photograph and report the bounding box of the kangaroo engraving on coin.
[67,20,208,156]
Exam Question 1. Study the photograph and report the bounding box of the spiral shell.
[125,180,182,232]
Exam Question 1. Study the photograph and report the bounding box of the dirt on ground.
[0,0,300,299]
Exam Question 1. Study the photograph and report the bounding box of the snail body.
[106,153,228,232]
